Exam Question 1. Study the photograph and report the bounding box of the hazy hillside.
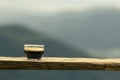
[0,25,120,80]
[28,9,120,57]
[0,24,87,57]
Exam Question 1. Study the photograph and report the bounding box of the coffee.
[24,44,44,59]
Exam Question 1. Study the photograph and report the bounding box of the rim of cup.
[24,44,45,47]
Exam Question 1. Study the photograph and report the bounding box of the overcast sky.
[0,0,119,26]
[0,0,120,13]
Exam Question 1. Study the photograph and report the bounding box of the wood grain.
[0,57,120,71]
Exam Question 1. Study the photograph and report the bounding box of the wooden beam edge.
[0,57,119,70]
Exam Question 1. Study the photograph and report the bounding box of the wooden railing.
[0,56,120,71]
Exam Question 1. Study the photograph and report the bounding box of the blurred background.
[0,0,120,80]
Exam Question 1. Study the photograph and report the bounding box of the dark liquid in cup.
[24,51,44,59]
[24,45,44,59]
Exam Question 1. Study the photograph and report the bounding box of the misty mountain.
[1,9,120,52]
[0,24,88,57]
[27,9,120,57]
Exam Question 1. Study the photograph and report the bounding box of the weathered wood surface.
[0,57,120,71]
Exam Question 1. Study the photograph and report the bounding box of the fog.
[0,0,120,57]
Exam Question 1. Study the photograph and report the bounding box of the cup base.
[24,51,44,60]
